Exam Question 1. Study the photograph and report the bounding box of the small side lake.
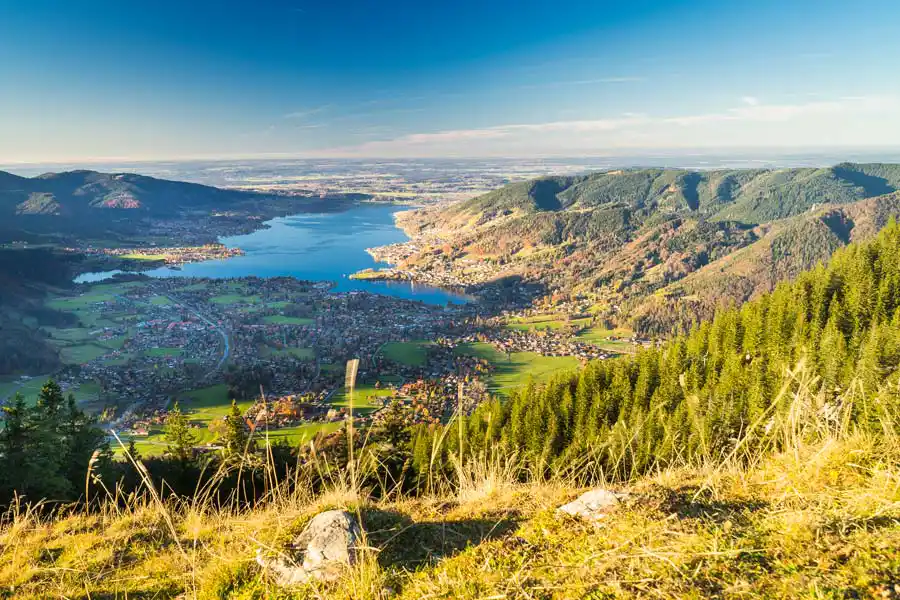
[75,204,470,305]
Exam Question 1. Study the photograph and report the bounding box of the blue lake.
[75,204,470,305]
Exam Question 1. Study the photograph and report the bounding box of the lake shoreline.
[74,204,472,305]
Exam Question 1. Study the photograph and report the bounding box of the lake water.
[75,204,469,305]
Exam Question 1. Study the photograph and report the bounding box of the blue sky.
[1,0,899,162]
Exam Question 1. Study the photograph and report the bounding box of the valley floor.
[2,430,898,599]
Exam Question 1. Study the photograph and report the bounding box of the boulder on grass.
[558,489,629,524]
[256,510,362,586]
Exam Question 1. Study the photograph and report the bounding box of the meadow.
[0,375,101,406]
[575,325,638,354]
[259,346,315,359]
[330,381,396,411]
[453,341,580,394]
[211,293,262,305]
[505,313,592,332]
[262,315,314,326]
[379,340,431,367]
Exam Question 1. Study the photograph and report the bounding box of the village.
[73,243,244,266]
[32,271,648,454]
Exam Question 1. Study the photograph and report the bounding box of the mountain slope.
[414,163,900,235]
[0,169,364,244]
[0,169,264,218]
[629,191,900,334]
[393,163,900,321]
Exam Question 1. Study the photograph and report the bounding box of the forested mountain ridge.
[413,163,900,230]
[0,169,368,243]
[630,191,900,334]
[416,220,900,479]
[395,163,900,330]
[0,169,263,216]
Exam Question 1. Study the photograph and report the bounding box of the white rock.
[257,510,362,586]
[558,488,628,523]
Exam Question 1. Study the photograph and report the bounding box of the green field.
[47,294,116,311]
[0,376,101,407]
[73,381,103,406]
[102,353,133,366]
[506,314,592,332]
[43,326,95,343]
[180,385,253,433]
[211,294,262,305]
[0,377,50,402]
[47,281,141,312]
[576,326,637,354]
[262,315,314,326]
[380,341,430,366]
[100,335,128,350]
[125,385,253,452]
[149,295,174,306]
[454,342,580,394]
[144,347,183,358]
[121,253,168,261]
[330,382,394,411]
[124,420,345,457]
[259,421,344,445]
[60,343,111,364]
[119,439,167,457]
[280,347,315,359]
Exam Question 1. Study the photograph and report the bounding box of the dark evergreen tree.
[221,400,252,459]
[165,401,197,465]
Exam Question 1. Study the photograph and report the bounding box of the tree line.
[411,220,900,483]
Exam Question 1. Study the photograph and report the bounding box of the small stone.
[257,510,362,586]
[557,488,628,524]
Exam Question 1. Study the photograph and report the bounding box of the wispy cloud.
[283,105,332,119]
[322,95,899,157]
[665,96,894,126]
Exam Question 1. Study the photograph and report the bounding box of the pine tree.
[27,381,71,499]
[411,222,900,486]
[165,401,197,464]
[63,393,109,493]
[0,394,30,500]
[221,400,251,459]
[127,439,141,462]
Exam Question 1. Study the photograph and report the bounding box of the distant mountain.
[415,163,900,231]
[0,168,364,244]
[397,163,900,331]
[0,169,264,218]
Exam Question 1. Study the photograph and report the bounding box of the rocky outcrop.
[558,488,629,524]
[256,510,363,586]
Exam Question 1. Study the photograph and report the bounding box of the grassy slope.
[402,165,900,335]
[2,431,897,599]
[454,341,580,394]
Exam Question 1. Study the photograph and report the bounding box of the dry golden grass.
[3,368,900,599]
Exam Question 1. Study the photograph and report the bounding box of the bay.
[75,204,470,305]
